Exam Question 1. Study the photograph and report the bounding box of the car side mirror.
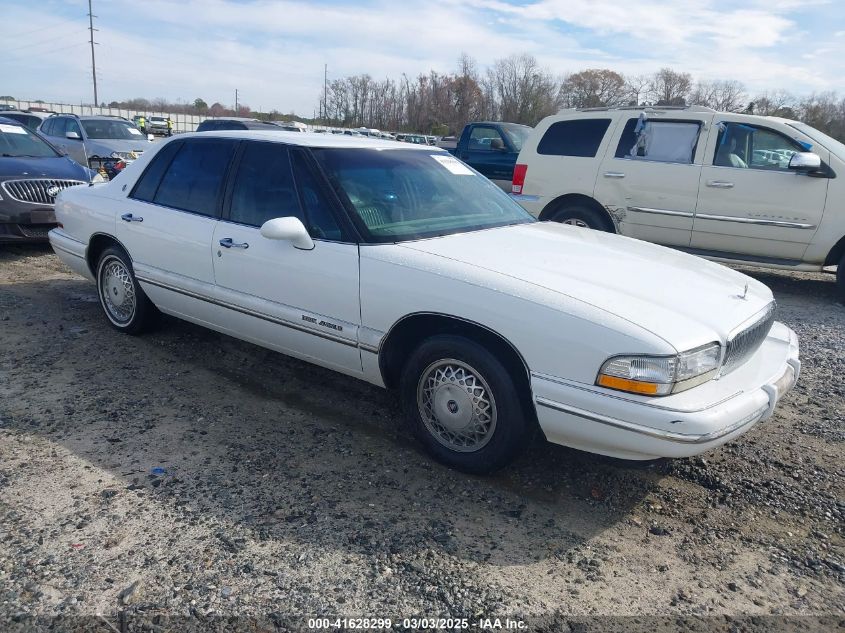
[788,152,821,172]
[260,216,315,250]
[147,134,155,141]
[66,131,81,140]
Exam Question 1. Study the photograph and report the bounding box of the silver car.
[38,115,154,170]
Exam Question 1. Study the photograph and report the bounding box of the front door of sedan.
[691,119,830,260]
[211,141,362,374]
[118,138,237,318]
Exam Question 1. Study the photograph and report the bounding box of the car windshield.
[81,119,144,140]
[788,122,845,163]
[501,124,532,152]
[313,148,535,243]
[0,121,59,157]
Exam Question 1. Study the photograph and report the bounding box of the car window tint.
[229,142,303,227]
[130,141,183,202]
[153,139,235,216]
[291,150,342,241]
[538,119,611,157]
[51,118,67,136]
[714,122,804,171]
[615,118,701,164]
[67,119,82,137]
[468,126,504,151]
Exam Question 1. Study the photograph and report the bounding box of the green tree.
[193,98,208,113]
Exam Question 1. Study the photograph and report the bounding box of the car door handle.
[706,180,734,189]
[219,237,249,249]
[603,171,625,178]
[120,213,143,222]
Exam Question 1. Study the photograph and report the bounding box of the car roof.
[178,130,447,150]
[0,116,27,127]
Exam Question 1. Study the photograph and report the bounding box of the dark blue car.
[0,116,93,243]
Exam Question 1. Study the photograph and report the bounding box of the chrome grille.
[18,224,54,239]
[1,179,86,205]
[722,302,776,374]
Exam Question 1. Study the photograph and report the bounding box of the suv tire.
[400,335,531,474]
[551,204,614,232]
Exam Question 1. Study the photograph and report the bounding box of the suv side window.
[469,126,504,151]
[49,118,67,137]
[66,119,82,138]
[291,150,343,241]
[615,118,702,164]
[130,141,183,202]
[537,119,611,157]
[714,122,804,171]
[229,142,304,228]
[152,139,236,216]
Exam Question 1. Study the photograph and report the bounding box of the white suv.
[511,106,845,297]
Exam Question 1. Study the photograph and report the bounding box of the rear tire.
[400,335,531,474]
[551,203,613,232]
[96,246,157,335]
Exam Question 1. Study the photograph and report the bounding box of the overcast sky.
[3,0,844,114]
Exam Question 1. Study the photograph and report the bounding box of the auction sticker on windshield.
[0,124,27,134]
[128,128,142,135]
[431,154,474,175]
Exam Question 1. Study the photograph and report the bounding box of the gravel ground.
[0,245,843,632]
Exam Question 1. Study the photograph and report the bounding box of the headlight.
[597,342,721,396]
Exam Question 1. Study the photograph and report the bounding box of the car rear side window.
[152,139,236,216]
[130,141,183,202]
[537,119,611,157]
[615,117,702,164]
[229,142,304,228]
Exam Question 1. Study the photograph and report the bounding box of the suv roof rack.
[571,105,716,113]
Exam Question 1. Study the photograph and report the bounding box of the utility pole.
[234,89,239,114]
[88,0,99,105]
[323,63,328,124]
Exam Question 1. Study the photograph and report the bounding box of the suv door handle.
[219,237,249,249]
[706,180,734,189]
[603,171,625,178]
[120,213,143,222]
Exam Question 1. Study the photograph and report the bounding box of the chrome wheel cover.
[563,218,589,228]
[99,256,136,324]
[417,359,497,453]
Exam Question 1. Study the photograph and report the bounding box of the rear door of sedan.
[118,137,237,320]
[211,140,362,374]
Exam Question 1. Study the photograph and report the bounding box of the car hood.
[0,155,91,180]
[86,138,152,156]
[398,222,774,351]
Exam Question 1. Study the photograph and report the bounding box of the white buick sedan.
[49,132,800,473]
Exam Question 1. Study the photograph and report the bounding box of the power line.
[3,17,87,40]
[3,30,88,54]
[0,41,88,63]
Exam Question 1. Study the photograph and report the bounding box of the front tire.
[837,252,845,300]
[96,246,156,334]
[551,203,613,232]
[400,335,531,474]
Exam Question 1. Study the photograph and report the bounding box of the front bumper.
[532,322,800,460]
[48,228,94,281]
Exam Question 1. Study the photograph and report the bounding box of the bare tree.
[625,74,650,106]
[487,53,560,125]
[750,89,795,116]
[649,68,692,106]
[559,69,627,108]
[690,80,746,112]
